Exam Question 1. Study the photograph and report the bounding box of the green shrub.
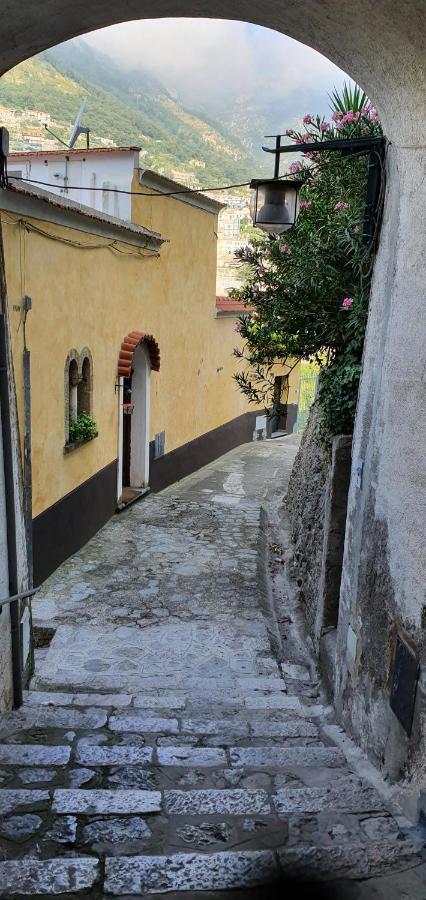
[68,413,97,444]
[232,83,383,441]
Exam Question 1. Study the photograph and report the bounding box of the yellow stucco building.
[0,165,300,584]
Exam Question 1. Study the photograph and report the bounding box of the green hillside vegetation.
[0,40,260,187]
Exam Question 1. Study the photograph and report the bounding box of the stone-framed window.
[64,348,94,443]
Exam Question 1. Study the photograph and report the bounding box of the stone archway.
[0,0,424,782]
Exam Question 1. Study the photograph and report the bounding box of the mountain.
[0,39,267,187]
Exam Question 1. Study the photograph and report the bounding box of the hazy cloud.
[85,19,347,115]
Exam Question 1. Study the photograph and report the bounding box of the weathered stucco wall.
[334,145,426,805]
[2,188,257,520]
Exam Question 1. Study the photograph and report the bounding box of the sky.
[85,19,348,119]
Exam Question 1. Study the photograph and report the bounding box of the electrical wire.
[8,175,252,196]
[1,213,159,258]
[6,146,381,198]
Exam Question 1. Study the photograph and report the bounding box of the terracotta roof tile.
[118,331,160,376]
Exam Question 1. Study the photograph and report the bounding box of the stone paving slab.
[157,747,227,767]
[0,789,50,814]
[236,677,287,692]
[133,694,186,709]
[75,744,153,766]
[0,858,100,896]
[280,663,311,682]
[244,695,304,712]
[82,815,152,846]
[0,744,70,765]
[53,789,162,814]
[180,718,250,737]
[0,707,107,736]
[250,719,318,738]
[229,746,345,768]
[277,840,424,881]
[164,789,271,815]
[272,785,385,814]
[109,714,179,734]
[104,851,278,894]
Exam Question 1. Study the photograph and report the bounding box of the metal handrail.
[0,587,38,609]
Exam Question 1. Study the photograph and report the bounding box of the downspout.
[23,297,33,583]
[0,219,23,707]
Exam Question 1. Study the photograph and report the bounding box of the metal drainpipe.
[0,221,23,708]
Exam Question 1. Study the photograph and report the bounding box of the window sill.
[64,433,98,455]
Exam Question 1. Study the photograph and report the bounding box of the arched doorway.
[116,330,160,506]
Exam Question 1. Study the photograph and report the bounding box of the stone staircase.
[0,672,422,896]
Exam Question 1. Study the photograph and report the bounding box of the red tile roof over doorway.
[216,296,254,315]
[118,331,161,376]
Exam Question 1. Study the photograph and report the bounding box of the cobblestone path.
[0,439,424,897]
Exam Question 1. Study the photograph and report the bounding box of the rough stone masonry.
[0,438,424,897]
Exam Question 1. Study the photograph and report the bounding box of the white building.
[7,146,141,222]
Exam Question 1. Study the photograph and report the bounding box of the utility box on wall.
[154,431,165,459]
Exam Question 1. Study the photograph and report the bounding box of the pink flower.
[279,244,292,255]
[332,111,343,122]
[301,132,311,143]
[342,297,354,309]
[285,128,294,137]
[334,201,349,211]
[300,199,311,209]
[289,161,301,175]
[320,122,330,131]
[234,322,242,333]
[303,114,313,125]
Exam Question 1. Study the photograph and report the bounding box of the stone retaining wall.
[286,405,352,653]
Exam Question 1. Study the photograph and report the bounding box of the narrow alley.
[0,438,424,897]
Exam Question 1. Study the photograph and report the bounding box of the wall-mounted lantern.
[122,403,135,416]
[249,178,303,234]
[251,132,386,246]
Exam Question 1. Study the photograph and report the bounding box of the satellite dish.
[69,100,90,149]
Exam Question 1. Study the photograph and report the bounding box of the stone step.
[156,746,227,767]
[23,690,133,708]
[104,850,278,894]
[0,789,50,815]
[75,743,153,766]
[103,839,423,894]
[0,744,70,766]
[277,839,423,881]
[107,712,319,739]
[272,783,386,814]
[164,789,271,815]
[228,746,344,768]
[0,706,107,738]
[53,788,162,814]
[0,858,99,897]
[23,677,290,711]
